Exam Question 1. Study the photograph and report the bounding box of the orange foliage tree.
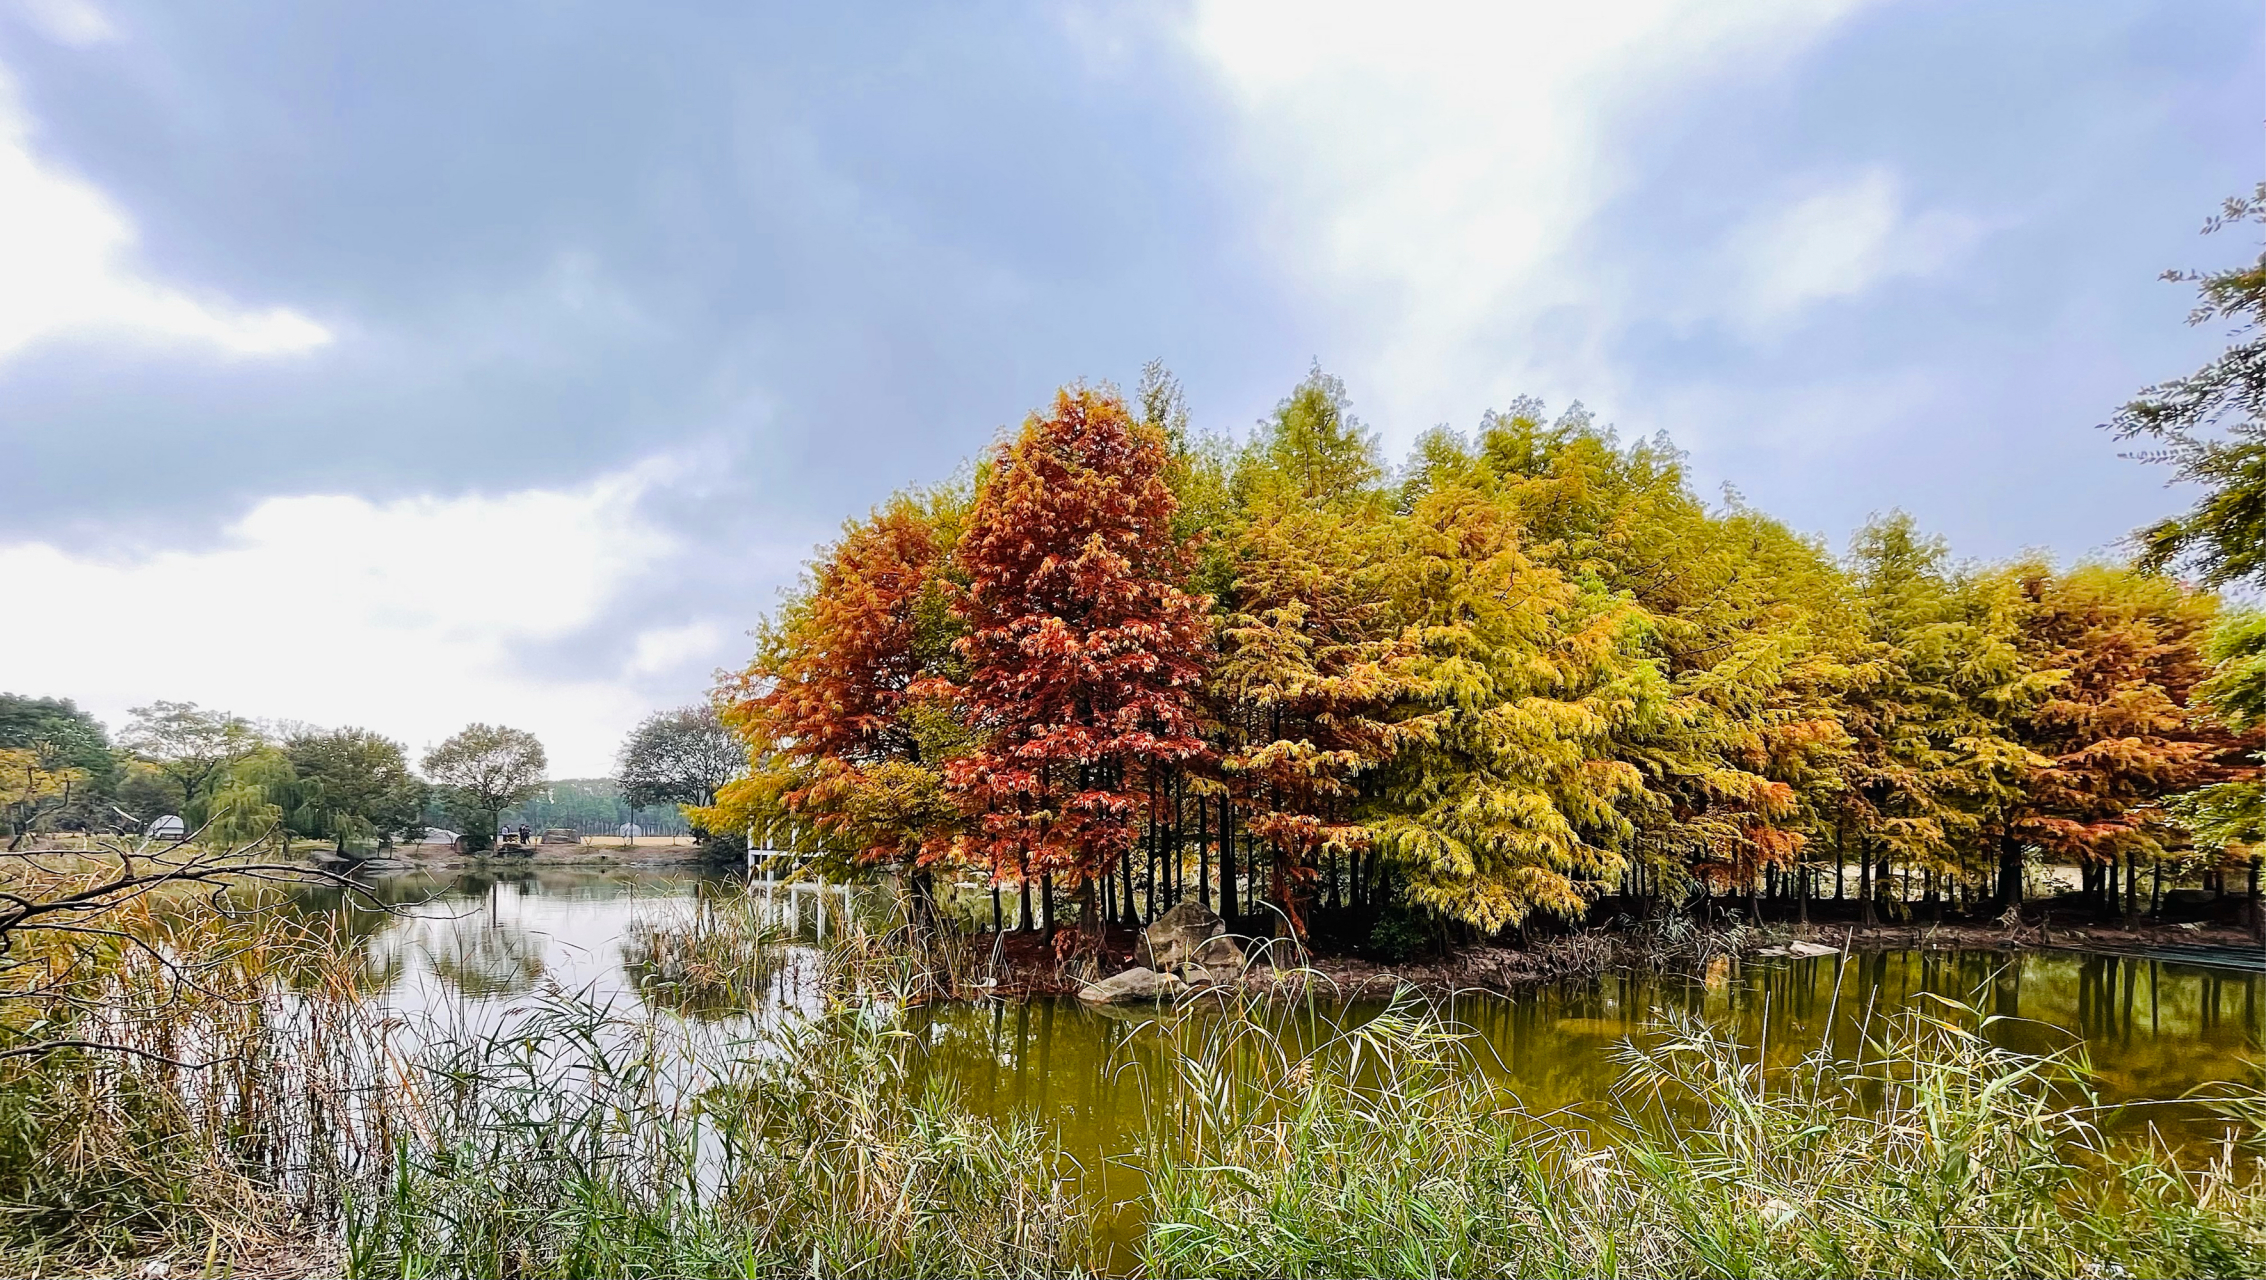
[703,493,967,916]
[2005,563,2261,915]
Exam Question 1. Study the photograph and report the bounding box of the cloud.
[12,0,116,47]
[1726,168,1987,335]
[0,66,330,362]
[1181,0,1875,434]
[626,622,727,680]
[0,463,702,776]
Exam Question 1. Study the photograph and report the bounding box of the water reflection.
[287,869,2266,1162]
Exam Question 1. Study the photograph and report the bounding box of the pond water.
[291,866,2266,1219]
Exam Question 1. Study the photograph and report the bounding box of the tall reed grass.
[5,869,2265,1278]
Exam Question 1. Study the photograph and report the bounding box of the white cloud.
[0,465,702,776]
[1727,168,1986,334]
[0,66,331,361]
[626,621,726,679]
[1181,0,1877,434]
[13,0,117,47]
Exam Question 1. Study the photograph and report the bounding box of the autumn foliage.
[946,389,1211,922]
[702,368,2260,947]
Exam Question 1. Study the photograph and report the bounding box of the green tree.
[2107,189,2266,876]
[421,724,547,854]
[119,701,265,827]
[617,705,744,814]
[2109,185,2266,587]
[202,748,292,848]
[284,727,427,853]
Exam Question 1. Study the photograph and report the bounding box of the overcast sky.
[1,0,2258,775]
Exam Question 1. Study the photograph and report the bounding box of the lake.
[292,866,2266,1157]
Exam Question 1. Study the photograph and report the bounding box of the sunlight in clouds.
[1183,0,1878,434]
[0,65,331,362]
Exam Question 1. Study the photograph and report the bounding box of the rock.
[1755,940,1840,959]
[1078,967,1186,1004]
[1138,899,1244,975]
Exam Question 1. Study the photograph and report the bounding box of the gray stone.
[1078,966,1186,1004]
[1137,899,1244,974]
[1755,940,1840,959]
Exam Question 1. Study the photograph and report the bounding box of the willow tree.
[946,387,1211,945]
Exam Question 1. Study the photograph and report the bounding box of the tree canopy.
[421,724,547,851]
[699,357,2259,943]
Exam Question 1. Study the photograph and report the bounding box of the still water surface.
[294,867,2266,1186]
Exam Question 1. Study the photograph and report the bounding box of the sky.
[0,0,2259,776]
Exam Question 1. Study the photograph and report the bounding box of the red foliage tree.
[946,387,1211,940]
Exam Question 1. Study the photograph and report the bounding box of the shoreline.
[973,916,2266,1003]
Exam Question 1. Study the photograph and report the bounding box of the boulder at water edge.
[1137,899,1245,975]
[1755,940,1841,959]
[1078,967,1186,1004]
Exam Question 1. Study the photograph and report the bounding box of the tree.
[0,694,117,830]
[284,727,427,853]
[421,724,546,853]
[2004,564,2259,916]
[1213,370,1408,939]
[1451,403,1859,911]
[946,387,1212,943]
[1836,517,2047,921]
[2108,185,2266,588]
[701,488,971,890]
[1364,472,1653,934]
[202,748,291,849]
[120,701,265,823]
[0,748,86,850]
[618,705,746,814]
[2106,190,2266,884]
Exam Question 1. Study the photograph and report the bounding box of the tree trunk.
[1198,791,1211,910]
[1859,840,1875,926]
[1218,796,1238,920]
[1996,833,2023,916]
[2251,857,2262,946]
[1041,873,1055,939]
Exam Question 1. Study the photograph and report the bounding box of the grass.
[4,871,2266,1277]
[619,891,790,1017]
[1134,995,2266,1277]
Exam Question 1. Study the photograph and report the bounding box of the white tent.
[416,827,460,846]
[149,814,185,839]
[617,823,643,839]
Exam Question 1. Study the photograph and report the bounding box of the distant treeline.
[497,778,691,839]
